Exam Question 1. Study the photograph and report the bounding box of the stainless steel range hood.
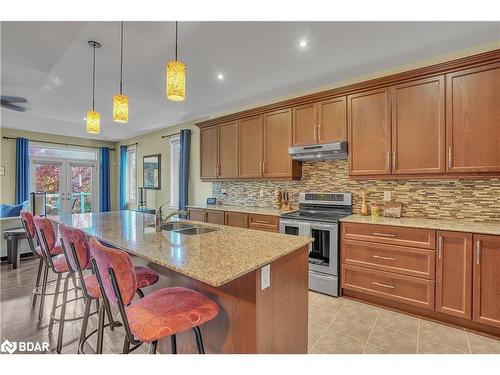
[288,141,348,161]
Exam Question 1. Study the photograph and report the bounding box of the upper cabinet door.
[392,76,445,174]
[263,108,293,178]
[239,115,264,178]
[200,126,218,179]
[317,96,347,143]
[292,103,317,146]
[218,121,239,179]
[446,63,500,173]
[473,234,500,328]
[348,88,391,176]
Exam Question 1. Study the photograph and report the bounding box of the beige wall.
[0,128,118,209]
[115,121,212,211]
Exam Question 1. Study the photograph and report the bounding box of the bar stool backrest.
[59,223,90,272]
[89,237,137,306]
[20,211,38,255]
[33,216,57,261]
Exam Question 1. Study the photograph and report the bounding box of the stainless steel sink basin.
[161,222,195,231]
[174,227,218,235]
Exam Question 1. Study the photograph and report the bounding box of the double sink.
[161,222,218,236]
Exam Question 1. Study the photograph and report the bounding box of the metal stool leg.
[56,274,71,353]
[148,340,158,354]
[32,258,43,308]
[38,265,49,321]
[171,335,177,354]
[48,273,62,332]
[122,336,130,354]
[96,303,105,354]
[193,326,205,354]
[70,273,79,298]
[78,298,92,354]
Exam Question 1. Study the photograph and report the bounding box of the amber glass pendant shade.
[113,94,128,123]
[86,111,100,134]
[166,60,186,101]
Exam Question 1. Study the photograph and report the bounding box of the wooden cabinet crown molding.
[196,49,500,129]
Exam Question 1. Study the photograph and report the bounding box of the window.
[126,145,137,203]
[30,144,98,160]
[169,136,180,208]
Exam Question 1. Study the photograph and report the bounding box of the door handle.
[314,126,318,143]
[392,152,396,170]
[387,152,391,170]
[372,281,395,289]
[438,236,443,259]
[372,255,396,261]
[476,240,481,265]
[448,147,452,169]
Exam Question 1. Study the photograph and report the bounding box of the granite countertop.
[340,214,500,236]
[186,204,295,217]
[49,211,312,287]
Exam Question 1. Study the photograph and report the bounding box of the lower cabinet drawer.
[342,264,435,310]
[248,214,279,232]
[342,239,435,279]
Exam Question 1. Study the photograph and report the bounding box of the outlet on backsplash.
[383,191,392,201]
[259,188,264,198]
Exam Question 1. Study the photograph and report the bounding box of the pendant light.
[113,21,128,123]
[86,41,101,134]
[166,21,186,101]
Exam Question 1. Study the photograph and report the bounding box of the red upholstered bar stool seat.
[59,224,160,354]
[89,237,219,354]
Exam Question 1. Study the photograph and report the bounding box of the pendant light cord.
[119,21,124,94]
[175,21,178,61]
[92,43,96,111]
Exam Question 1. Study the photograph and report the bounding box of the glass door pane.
[33,163,62,215]
[70,164,95,214]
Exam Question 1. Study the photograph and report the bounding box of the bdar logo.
[1,339,17,354]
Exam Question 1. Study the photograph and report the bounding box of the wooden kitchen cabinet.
[391,76,446,174]
[187,208,206,222]
[435,231,473,319]
[218,121,239,179]
[200,126,218,179]
[473,234,500,328]
[225,212,248,228]
[239,115,264,178]
[348,88,391,176]
[292,103,317,146]
[317,97,347,143]
[446,63,500,173]
[292,97,347,146]
[263,108,294,178]
[205,210,225,225]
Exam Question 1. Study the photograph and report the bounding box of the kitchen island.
[49,210,313,354]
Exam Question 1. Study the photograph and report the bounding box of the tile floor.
[308,291,500,354]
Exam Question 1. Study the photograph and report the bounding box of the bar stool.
[89,237,219,354]
[20,211,65,320]
[59,223,160,354]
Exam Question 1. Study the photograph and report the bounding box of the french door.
[31,159,98,215]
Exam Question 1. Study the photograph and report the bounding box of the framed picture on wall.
[143,154,161,190]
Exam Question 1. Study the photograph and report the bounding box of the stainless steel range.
[280,192,352,297]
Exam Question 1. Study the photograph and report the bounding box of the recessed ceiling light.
[299,40,307,48]
[217,73,224,80]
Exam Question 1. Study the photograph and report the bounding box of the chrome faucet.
[155,202,186,232]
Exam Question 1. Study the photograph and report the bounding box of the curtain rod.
[161,132,180,139]
[125,142,138,148]
[2,136,116,151]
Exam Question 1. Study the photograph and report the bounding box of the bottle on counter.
[361,192,369,216]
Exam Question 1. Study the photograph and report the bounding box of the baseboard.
[0,252,35,262]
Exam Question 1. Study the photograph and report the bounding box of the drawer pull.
[255,220,271,224]
[372,232,396,238]
[372,281,395,289]
[476,240,481,265]
[372,255,396,261]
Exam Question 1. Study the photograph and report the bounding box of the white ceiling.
[1,21,499,141]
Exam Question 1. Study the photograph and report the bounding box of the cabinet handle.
[448,147,452,169]
[476,240,481,265]
[372,255,396,261]
[387,152,391,170]
[262,161,265,175]
[314,126,318,142]
[438,236,443,259]
[217,164,221,176]
[245,216,248,227]
[255,220,271,224]
[373,232,396,238]
[372,281,395,289]
[317,124,321,142]
[392,152,396,170]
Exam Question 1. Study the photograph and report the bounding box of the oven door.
[279,219,310,237]
[308,222,338,276]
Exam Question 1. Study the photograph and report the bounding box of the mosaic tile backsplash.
[212,160,500,222]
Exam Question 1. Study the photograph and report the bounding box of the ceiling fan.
[1,95,28,112]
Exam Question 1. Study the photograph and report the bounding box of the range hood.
[288,141,348,161]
